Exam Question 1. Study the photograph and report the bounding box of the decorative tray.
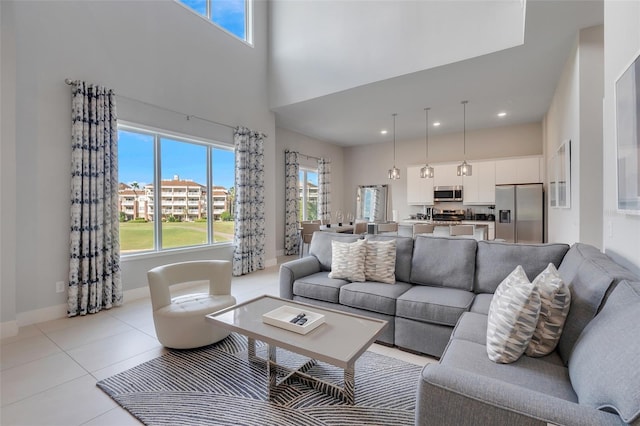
[262,305,325,335]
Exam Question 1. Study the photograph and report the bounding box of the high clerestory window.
[177,0,252,44]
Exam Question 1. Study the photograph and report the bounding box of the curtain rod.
[65,78,235,131]
[298,152,322,161]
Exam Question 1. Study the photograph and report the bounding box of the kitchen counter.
[400,219,495,240]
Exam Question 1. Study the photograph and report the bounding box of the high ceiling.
[271,0,604,147]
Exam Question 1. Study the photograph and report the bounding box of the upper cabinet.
[463,160,496,205]
[495,157,543,184]
[407,165,434,205]
[433,163,463,187]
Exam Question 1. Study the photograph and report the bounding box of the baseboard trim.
[0,320,19,339]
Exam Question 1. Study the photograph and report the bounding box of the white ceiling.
[270,0,604,147]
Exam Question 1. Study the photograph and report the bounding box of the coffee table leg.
[248,337,255,357]
[344,366,355,405]
[267,344,277,400]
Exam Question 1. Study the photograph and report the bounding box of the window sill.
[120,242,234,262]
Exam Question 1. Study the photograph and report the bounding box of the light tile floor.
[1,256,436,425]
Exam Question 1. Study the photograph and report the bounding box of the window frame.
[175,0,253,46]
[118,122,234,258]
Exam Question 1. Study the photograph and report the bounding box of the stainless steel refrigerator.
[495,184,544,243]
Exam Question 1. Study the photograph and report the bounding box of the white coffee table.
[205,295,388,404]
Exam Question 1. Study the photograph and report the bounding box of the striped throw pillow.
[364,239,396,284]
[328,239,366,282]
[526,263,571,357]
[487,265,541,364]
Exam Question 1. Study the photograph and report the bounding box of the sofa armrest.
[416,364,626,426]
[278,256,322,299]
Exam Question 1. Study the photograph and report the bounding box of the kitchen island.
[399,219,495,240]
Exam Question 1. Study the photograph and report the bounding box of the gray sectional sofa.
[279,232,640,425]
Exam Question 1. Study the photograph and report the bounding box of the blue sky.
[181,0,246,39]
[118,130,236,189]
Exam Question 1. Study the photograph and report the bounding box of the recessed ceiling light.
[498,112,507,117]
[433,122,441,127]
[380,130,388,135]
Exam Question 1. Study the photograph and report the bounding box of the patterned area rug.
[97,333,422,425]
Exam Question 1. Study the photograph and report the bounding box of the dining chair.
[377,222,399,235]
[353,221,368,235]
[433,225,451,237]
[413,223,435,238]
[300,222,321,257]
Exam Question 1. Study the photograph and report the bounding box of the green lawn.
[120,221,235,253]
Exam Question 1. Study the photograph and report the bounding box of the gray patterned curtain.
[318,158,331,223]
[233,126,266,276]
[68,81,122,317]
[284,150,300,255]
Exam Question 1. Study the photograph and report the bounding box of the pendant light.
[388,113,400,180]
[457,100,473,177]
[420,107,434,179]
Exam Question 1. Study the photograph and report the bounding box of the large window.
[178,0,251,43]
[118,125,235,255]
[299,168,318,221]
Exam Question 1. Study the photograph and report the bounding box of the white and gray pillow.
[526,263,571,357]
[486,265,541,364]
[364,239,397,284]
[328,239,366,282]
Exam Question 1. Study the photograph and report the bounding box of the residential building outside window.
[299,168,318,221]
[177,0,252,44]
[118,125,235,255]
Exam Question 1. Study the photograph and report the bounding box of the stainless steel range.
[431,209,466,222]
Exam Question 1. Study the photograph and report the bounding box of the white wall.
[269,0,525,108]
[543,26,604,248]
[544,39,582,245]
[0,0,275,327]
[274,127,346,254]
[602,1,640,275]
[343,122,543,222]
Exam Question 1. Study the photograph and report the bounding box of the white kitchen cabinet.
[407,165,434,205]
[433,164,463,187]
[463,161,496,205]
[495,157,542,184]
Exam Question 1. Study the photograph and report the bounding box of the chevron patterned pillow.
[328,239,366,282]
[487,265,541,364]
[526,263,571,357]
[364,239,397,284]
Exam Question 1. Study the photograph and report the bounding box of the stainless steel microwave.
[434,186,463,202]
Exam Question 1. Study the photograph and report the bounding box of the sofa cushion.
[475,241,569,294]
[396,285,474,326]
[470,293,493,315]
[328,239,366,282]
[441,339,578,402]
[339,281,413,315]
[451,311,489,345]
[556,244,636,364]
[569,280,640,423]
[365,235,413,283]
[526,263,571,357]
[486,266,541,364]
[364,239,396,284]
[410,236,477,291]
[293,272,349,303]
[309,232,362,271]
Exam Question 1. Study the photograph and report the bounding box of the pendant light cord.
[462,100,468,158]
[393,113,397,166]
[424,107,430,161]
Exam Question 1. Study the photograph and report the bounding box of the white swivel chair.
[147,260,236,349]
